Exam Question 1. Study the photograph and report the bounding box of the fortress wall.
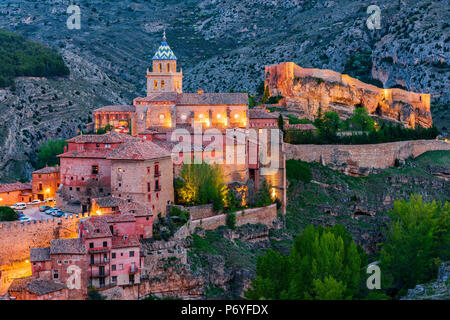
[0,215,80,265]
[188,204,277,232]
[285,140,450,170]
[265,62,432,122]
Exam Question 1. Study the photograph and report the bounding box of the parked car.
[18,216,31,222]
[39,205,52,212]
[45,208,56,215]
[28,200,41,205]
[54,211,65,218]
[45,198,55,204]
[11,203,27,210]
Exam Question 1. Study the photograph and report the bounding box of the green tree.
[253,179,273,207]
[350,106,375,132]
[226,212,236,230]
[320,111,341,138]
[379,195,450,297]
[176,163,227,211]
[310,276,348,300]
[277,114,284,132]
[0,206,18,221]
[245,224,367,300]
[36,139,67,169]
[261,85,270,103]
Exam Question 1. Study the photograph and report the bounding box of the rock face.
[402,262,450,300]
[265,62,433,128]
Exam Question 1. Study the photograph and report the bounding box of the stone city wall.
[285,140,450,175]
[0,215,80,265]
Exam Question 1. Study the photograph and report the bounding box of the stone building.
[32,166,60,201]
[57,131,173,216]
[90,33,287,211]
[0,182,32,206]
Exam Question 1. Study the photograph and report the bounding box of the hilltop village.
[0,34,448,300]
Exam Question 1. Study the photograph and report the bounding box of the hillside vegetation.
[0,29,69,87]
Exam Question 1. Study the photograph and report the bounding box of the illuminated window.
[176,80,179,89]
[161,80,165,88]
[154,80,158,89]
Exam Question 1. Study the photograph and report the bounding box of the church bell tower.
[146,31,183,95]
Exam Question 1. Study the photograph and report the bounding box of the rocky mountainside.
[402,261,450,300]
[0,0,448,181]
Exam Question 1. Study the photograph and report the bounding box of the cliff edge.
[265,62,433,129]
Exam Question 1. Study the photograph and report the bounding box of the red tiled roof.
[80,216,112,239]
[50,238,86,255]
[112,235,140,249]
[58,150,112,159]
[0,182,32,193]
[32,166,60,174]
[106,139,171,160]
[249,109,278,119]
[93,105,135,112]
[66,131,135,144]
[134,92,248,105]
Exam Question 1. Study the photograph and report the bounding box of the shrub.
[379,195,450,298]
[245,224,367,300]
[0,206,18,221]
[286,160,312,183]
[36,139,67,169]
[226,212,236,230]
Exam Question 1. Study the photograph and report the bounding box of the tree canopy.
[36,139,67,169]
[0,206,18,221]
[0,29,69,87]
[379,195,450,297]
[245,224,367,300]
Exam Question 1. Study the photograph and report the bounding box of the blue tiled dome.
[152,40,177,60]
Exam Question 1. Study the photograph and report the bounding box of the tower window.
[159,63,162,72]
[161,80,165,88]
[154,80,158,89]
[167,63,170,72]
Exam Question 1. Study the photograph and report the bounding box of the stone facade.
[265,62,432,128]
[0,182,32,206]
[32,166,60,201]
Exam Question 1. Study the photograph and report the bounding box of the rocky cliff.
[265,62,433,128]
[401,262,450,300]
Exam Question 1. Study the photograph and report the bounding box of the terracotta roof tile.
[32,166,60,174]
[135,92,248,105]
[249,109,278,119]
[50,238,86,255]
[66,131,135,144]
[93,105,135,112]
[30,247,51,262]
[112,235,140,249]
[26,279,65,295]
[80,217,112,239]
[106,139,171,160]
[0,182,32,193]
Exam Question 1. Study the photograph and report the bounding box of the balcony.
[129,265,139,274]
[90,270,110,278]
[90,258,110,266]
[88,247,110,254]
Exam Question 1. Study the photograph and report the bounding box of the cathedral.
[91,32,286,211]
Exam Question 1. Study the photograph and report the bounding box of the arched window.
[167,63,170,72]
[159,63,162,72]
[154,80,158,89]
[161,80,165,88]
